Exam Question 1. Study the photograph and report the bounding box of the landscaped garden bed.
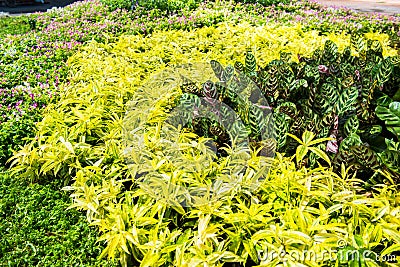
[1,0,400,266]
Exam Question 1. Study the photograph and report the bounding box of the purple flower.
[355,70,360,81]
[318,65,329,74]
[254,104,273,110]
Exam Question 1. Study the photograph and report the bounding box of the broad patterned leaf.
[379,149,400,174]
[372,57,394,86]
[210,60,224,81]
[245,50,257,77]
[343,115,359,136]
[376,101,400,139]
[335,86,358,115]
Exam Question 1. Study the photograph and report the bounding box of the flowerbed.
[1,0,399,165]
[1,0,400,266]
[9,21,400,266]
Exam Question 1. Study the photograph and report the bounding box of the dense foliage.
[8,22,400,266]
[1,0,399,165]
[100,0,133,11]
[100,0,293,12]
[0,0,221,165]
[0,15,32,38]
[11,23,397,181]
[234,0,291,5]
[168,36,400,186]
[1,0,400,266]
[136,0,201,12]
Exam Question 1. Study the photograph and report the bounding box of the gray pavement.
[0,0,399,16]
[0,0,78,14]
[315,0,400,15]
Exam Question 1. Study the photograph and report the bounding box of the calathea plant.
[234,37,400,185]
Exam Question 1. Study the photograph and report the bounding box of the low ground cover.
[0,169,117,266]
[0,15,31,38]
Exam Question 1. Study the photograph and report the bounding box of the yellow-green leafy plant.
[287,131,333,167]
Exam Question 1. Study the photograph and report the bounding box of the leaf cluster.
[0,16,32,38]
[10,23,394,181]
[234,36,400,183]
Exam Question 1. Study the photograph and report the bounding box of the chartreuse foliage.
[9,24,400,266]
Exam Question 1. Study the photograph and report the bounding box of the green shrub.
[234,0,291,6]
[100,0,200,12]
[0,16,31,38]
[137,0,201,12]
[100,0,133,11]
[0,116,39,167]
